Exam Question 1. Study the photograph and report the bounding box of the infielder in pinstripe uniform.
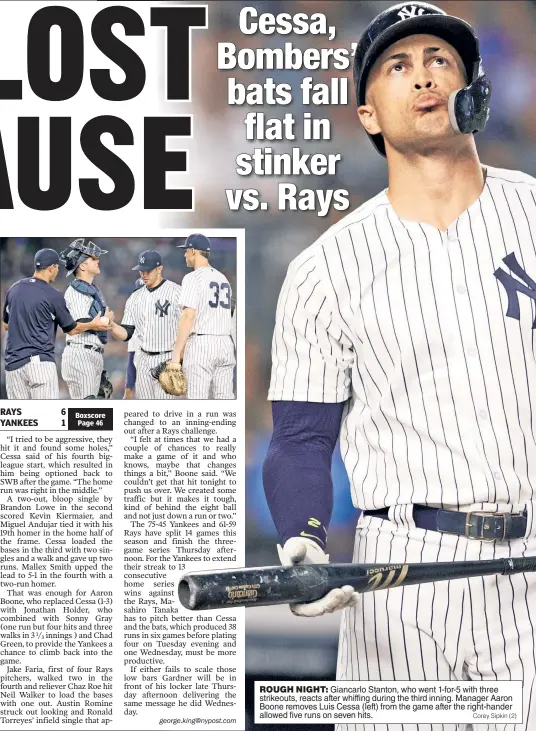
[2,248,110,399]
[110,250,182,399]
[263,4,536,730]
[60,239,112,399]
[171,234,235,399]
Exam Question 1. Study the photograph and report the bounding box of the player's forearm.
[262,401,345,549]
[3,322,7,331]
[68,314,112,336]
[68,321,91,336]
[111,322,132,341]
[172,312,195,362]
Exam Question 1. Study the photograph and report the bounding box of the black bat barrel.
[178,564,351,611]
[178,557,536,611]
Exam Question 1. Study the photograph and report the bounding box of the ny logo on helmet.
[494,252,536,328]
[397,5,427,20]
[155,299,171,317]
[140,256,145,264]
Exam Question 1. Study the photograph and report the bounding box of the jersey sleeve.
[53,291,77,332]
[179,273,200,310]
[121,293,136,327]
[64,287,92,320]
[268,254,354,403]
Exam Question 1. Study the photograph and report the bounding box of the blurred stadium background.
[0,237,237,399]
[162,1,536,728]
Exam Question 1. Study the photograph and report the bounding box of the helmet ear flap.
[61,248,76,269]
[59,245,83,276]
[448,73,492,135]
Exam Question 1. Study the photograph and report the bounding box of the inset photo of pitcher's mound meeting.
[1,235,238,400]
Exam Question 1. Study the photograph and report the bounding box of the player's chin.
[412,118,455,146]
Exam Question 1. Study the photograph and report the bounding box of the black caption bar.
[67,408,113,431]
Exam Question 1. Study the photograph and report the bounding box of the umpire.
[2,249,109,399]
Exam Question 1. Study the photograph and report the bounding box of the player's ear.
[357,102,382,136]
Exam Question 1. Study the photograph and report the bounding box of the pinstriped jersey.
[64,285,102,347]
[269,165,536,512]
[122,280,182,352]
[180,267,232,335]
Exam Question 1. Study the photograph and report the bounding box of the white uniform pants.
[183,335,235,399]
[6,358,59,399]
[337,507,536,731]
[61,344,103,399]
[136,350,181,400]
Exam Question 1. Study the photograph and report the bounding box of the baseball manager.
[263,4,536,730]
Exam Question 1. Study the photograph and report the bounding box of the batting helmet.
[59,238,108,276]
[353,2,491,156]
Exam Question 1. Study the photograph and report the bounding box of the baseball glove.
[98,370,113,399]
[150,360,187,396]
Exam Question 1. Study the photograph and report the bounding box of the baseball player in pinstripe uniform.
[124,278,144,400]
[60,239,112,399]
[2,248,110,399]
[110,250,182,399]
[171,234,235,399]
[263,4,536,730]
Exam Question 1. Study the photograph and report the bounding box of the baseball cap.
[354,2,480,107]
[34,248,61,269]
[132,250,162,271]
[177,233,211,252]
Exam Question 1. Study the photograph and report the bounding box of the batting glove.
[277,537,359,618]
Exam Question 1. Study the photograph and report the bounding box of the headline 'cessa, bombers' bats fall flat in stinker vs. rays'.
[177,557,536,611]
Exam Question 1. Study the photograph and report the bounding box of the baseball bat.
[178,556,536,611]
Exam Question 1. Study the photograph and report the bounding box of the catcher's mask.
[59,238,109,276]
[353,1,491,156]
